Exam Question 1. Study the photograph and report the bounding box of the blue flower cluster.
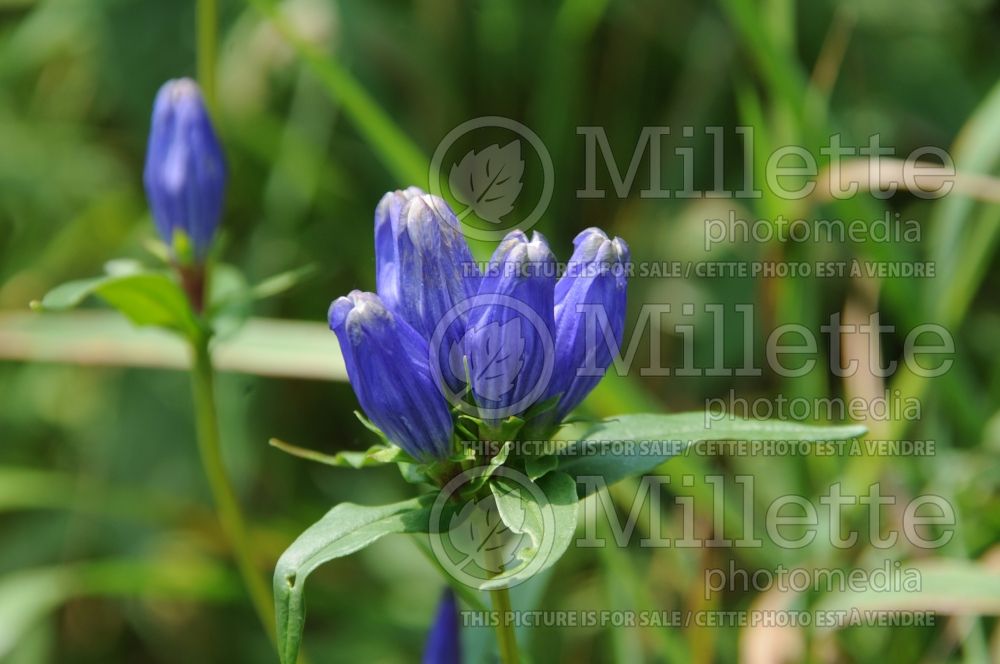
[329,188,629,461]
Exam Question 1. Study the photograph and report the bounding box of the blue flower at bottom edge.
[423,589,461,664]
[328,290,454,461]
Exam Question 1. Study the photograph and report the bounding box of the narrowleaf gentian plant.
[271,190,865,664]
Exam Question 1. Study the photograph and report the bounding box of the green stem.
[196,0,218,111]
[190,335,276,645]
[483,528,520,664]
[489,586,520,664]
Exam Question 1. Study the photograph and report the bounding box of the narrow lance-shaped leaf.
[556,413,867,497]
[33,272,201,340]
[273,496,446,664]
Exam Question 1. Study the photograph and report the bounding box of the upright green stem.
[489,586,520,664]
[196,0,218,111]
[190,335,276,645]
[483,531,520,664]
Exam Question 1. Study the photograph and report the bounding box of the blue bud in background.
[143,78,226,261]
[375,187,425,313]
[328,291,454,461]
[550,228,629,420]
[464,230,556,423]
[422,589,461,664]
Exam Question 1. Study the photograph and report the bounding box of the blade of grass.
[0,311,347,381]
[244,0,428,186]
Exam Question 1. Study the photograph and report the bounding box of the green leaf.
[249,264,317,301]
[460,441,512,497]
[525,454,558,481]
[202,263,316,339]
[273,496,443,664]
[353,410,391,446]
[205,263,251,338]
[268,438,407,468]
[33,272,200,339]
[557,413,866,497]
[483,471,578,590]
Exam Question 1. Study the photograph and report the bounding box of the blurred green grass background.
[2,0,1000,662]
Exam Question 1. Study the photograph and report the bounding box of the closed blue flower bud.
[328,291,454,461]
[392,195,480,389]
[464,230,556,423]
[143,78,226,260]
[423,589,461,664]
[550,228,629,420]
[375,186,425,313]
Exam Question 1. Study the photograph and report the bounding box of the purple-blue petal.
[423,589,461,664]
[375,187,425,312]
[328,290,454,461]
[550,228,629,420]
[393,195,480,390]
[465,230,557,423]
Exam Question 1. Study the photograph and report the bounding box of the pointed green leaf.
[273,496,443,664]
[483,471,577,590]
[249,264,317,301]
[34,272,199,339]
[556,413,866,497]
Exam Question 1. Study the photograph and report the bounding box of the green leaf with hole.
[556,413,866,497]
[273,496,442,664]
[33,272,200,339]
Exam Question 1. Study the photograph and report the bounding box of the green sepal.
[525,454,558,481]
[458,441,512,499]
[269,438,409,468]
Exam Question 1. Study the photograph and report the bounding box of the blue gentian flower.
[143,78,226,260]
[423,589,461,664]
[550,228,630,421]
[328,290,454,461]
[464,231,557,424]
[331,192,629,455]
